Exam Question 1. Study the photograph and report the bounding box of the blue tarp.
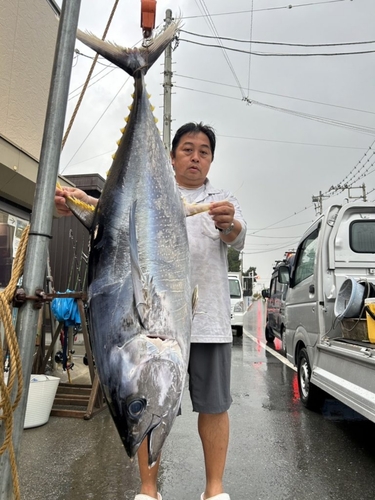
[51,290,81,326]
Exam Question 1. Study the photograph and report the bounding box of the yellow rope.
[0,224,30,500]
[61,0,120,150]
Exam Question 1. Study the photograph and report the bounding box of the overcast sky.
[56,0,375,285]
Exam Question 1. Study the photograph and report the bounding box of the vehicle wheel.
[265,325,275,343]
[297,348,325,411]
[236,325,243,337]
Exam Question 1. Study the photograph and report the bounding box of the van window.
[229,279,241,298]
[350,220,375,253]
[294,228,319,286]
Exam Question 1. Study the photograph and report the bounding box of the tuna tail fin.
[76,18,181,77]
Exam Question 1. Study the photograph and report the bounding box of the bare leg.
[198,411,229,499]
[137,440,161,499]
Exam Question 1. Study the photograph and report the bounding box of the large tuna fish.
[66,21,194,466]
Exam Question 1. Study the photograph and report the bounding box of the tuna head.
[103,335,185,467]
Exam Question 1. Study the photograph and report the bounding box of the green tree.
[227,247,241,272]
[243,266,257,281]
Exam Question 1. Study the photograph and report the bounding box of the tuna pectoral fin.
[192,286,199,317]
[183,200,211,217]
[77,19,180,76]
[64,195,95,230]
[129,202,147,326]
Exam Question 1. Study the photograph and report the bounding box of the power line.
[175,73,375,116]
[243,240,300,255]
[248,205,314,236]
[183,0,348,19]
[180,38,375,57]
[68,66,117,101]
[247,220,315,230]
[218,134,367,150]
[61,76,131,173]
[246,1,254,99]
[193,0,246,100]
[175,85,375,136]
[323,141,375,195]
[181,29,375,48]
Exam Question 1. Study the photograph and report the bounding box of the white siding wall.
[0,0,58,159]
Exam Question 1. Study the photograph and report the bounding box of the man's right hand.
[55,186,91,216]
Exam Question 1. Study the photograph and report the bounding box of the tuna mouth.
[146,415,164,467]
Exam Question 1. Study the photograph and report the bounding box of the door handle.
[309,284,315,294]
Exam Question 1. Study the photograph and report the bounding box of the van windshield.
[229,279,241,298]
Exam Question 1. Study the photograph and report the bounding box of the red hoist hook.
[140,0,157,39]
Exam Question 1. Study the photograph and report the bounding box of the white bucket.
[1,374,59,428]
[334,278,365,320]
[24,375,60,429]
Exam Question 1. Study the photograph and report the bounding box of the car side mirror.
[278,265,290,285]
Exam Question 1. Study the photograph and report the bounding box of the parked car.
[280,202,375,421]
[228,273,244,336]
[263,252,295,351]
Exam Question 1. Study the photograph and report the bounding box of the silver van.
[280,202,375,420]
[263,252,295,350]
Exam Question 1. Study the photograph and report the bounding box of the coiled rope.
[0,224,30,500]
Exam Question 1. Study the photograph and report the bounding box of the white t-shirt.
[179,179,247,343]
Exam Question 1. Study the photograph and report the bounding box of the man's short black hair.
[171,122,216,160]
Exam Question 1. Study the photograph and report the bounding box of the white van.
[228,273,244,336]
[280,202,375,421]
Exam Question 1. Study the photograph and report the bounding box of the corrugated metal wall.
[48,174,104,293]
[49,215,90,293]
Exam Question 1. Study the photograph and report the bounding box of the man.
[55,122,247,500]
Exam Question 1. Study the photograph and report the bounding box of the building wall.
[0,0,58,158]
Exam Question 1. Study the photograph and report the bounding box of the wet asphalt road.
[18,299,375,500]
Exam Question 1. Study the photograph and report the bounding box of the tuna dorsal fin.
[129,202,147,327]
[76,19,181,77]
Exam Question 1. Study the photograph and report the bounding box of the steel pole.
[0,1,81,497]
[162,9,173,153]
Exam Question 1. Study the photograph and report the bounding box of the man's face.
[171,132,213,188]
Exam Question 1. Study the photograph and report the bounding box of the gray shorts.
[187,342,232,414]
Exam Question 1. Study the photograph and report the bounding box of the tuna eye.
[128,399,146,419]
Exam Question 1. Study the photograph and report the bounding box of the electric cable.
[181,29,375,48]
[183,0,349,19]
[175,85,375,136]
[175,73,375,117]
[180,37,375,56]
[61,0,121,149]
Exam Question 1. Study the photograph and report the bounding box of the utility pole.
[0,2,81,497]
[362,183,367,202]
[312,191,328,216]
[162,9,173,153]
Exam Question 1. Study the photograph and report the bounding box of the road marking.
[244,329,297,371]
